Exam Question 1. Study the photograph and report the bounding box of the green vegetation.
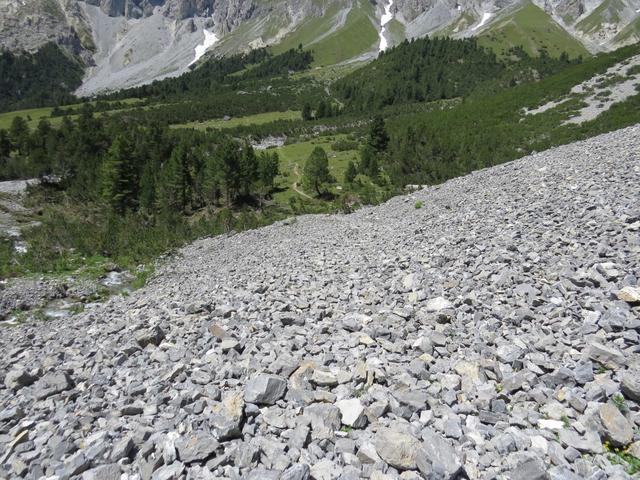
[335,36,505,111]
[173,111,301,130]
[605,441,640,475]
[414,200,423,209]
[0,43,84,113]
[2,33,639,283]
[272,0,378,67]
[478,2,589,58]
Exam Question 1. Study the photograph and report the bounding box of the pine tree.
[217,139,241,205]
[239,142,258,197]
[368,115,389,153]
[159,143,192,213]
[344,160,357,184]
[303,146,333,196]
[100,135,138,215]
[302,103,312,121]
[9,116,29,155]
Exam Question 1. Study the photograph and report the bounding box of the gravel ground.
[1,125,639,480]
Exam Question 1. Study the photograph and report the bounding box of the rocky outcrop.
[1,125,639,479]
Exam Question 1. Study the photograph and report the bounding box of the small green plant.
[132,265,155,290]
[605,441,640,475]
[414,200,423,209]
[612,393,628,413]
[561,415,571,428]
[495,383,503,393]
[340,425,353,433]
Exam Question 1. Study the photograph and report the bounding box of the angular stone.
[508,456,549,480]
[621,372,640,402]
[375,427,421,470]
[598,402,633,447]
[496,344,523,364]
[210,392,244,441]
[311,369,338,387]
[281,464,310,480]
[176,431,219,463]
[616,286,640,303]
[34,371,74,399]
[310,458,342,480]
[136,325,165,348]
[558,429,602,454]
[392,390,429,419]
[335,398,367,428]
[82,464,122,480]
[244,374,287,405]
[304,403,341,440]
[416,428,463,479]
[587,342,625,369]
[151,462,184,480]
[425,297,452,312]
[4,368,36,390]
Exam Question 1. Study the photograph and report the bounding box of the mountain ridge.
[2,0,640,95]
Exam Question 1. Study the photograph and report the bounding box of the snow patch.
[472,12,492,31]
[379,0,394,52]
[191,29,219,66]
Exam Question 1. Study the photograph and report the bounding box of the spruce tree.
[368,115,389,153]
[100,135,138,215]
[304,146,333,196]
[344,160,357,184]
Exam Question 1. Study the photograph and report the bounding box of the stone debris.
[1,126,640,478]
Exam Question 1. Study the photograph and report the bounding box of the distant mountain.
[1,0,639,95]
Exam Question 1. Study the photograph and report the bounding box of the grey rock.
[558,429,603,454]
[136,325,165,348]
[375,426,421,470]
[621,372,640,402]
[34,371,73,399]
[82,464,122,480]
[335,398,367,428]
[416,428,463,478]
[244,374,287,405]
[508,456,550,480]
[175,431,219,463]
[4,368,36,390]
[304,403,341,440]
[280,464,310,480]
[598,402,633,447]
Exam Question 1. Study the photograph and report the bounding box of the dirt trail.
[291,163,313,200]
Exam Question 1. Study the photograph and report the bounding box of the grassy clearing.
[0,98,144,130]
[172,110,301,130]
[576,0,625,35]
[271,134,361,203]
[478,1,590,59]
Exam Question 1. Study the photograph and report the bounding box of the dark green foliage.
[334,37,504,111]
[302,103,313,121]
[241,48,313,79]
[344,161,357,184]
[0,43,83,112]
[383,43,640,187]
[303,146,334,195]
[367,116,389,153]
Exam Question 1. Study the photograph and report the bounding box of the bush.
[414,200,423,209]
[331,139,359,151]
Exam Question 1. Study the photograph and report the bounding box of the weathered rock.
[3,368,36,390]
[616,286,640,303]
[175,431,219,463]
[375,426,421,470]
[136,325,165,348]
[82,464,122,480]
[587,342,625,369]
[304,403,341,440]
[280,463,310,480]
[558,429,603,454]
[244,374,287,405]
[34,371,73,399]
[416,428,463,479]
[335,398,367,428]
[621,372,640,402]
[210,392,244,440]
[598,402,633,447]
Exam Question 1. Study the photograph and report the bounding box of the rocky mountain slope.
[1,124,639,479]
[2,0,640,95]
